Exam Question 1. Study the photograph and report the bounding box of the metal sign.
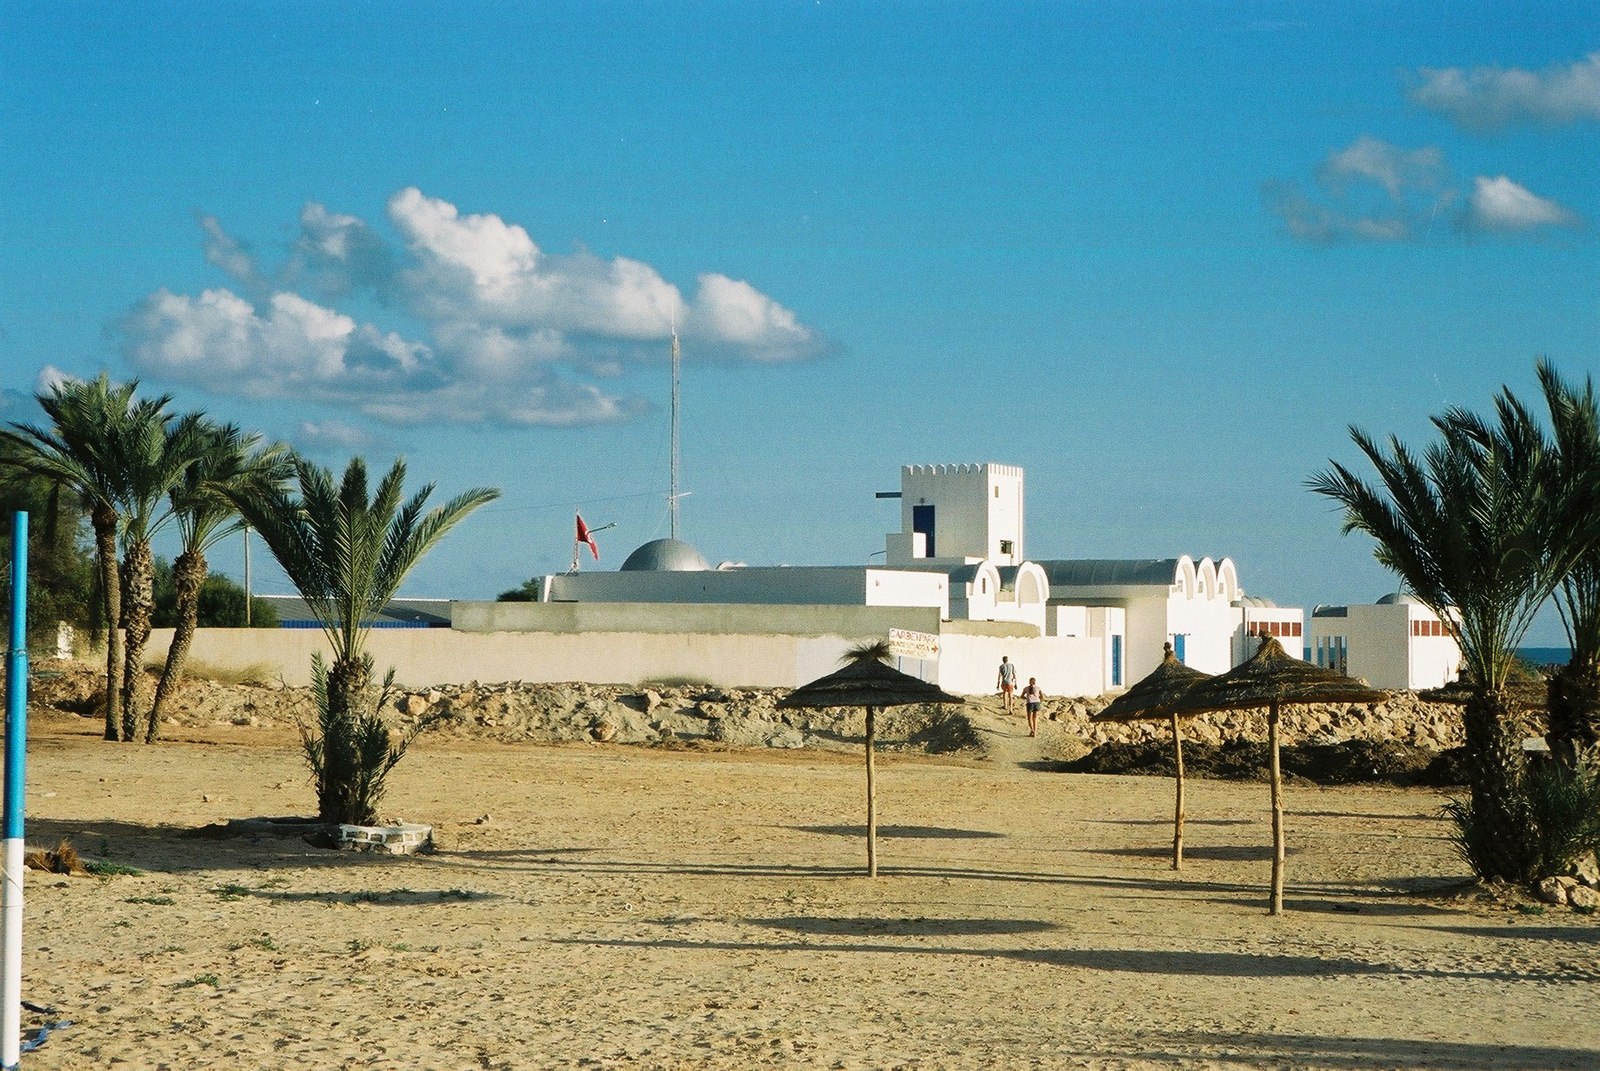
[888,628,940,660]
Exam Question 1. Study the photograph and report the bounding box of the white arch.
[1015,562,1048,605]
[1174,555,1196,599]
[1196,557,1216,600]
[1216,558,1239,603]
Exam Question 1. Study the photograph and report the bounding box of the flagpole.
[669,309,680,541]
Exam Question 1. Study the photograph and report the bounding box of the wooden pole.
[1268,700,1284,915]
[865,706,878,878]
[1171,711,1185,871]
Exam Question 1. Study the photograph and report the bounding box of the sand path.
[14,714,1599,1070]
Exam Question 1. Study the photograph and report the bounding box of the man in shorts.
[996,656,1017,713]
[1020,677,1044,737]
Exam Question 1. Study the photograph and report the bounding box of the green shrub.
[1444,760,1600,884]
[302,653,444,826]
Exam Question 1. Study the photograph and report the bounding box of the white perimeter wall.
[935,630,1114,697]
[137,596,1122,697]
[145,625,920,691]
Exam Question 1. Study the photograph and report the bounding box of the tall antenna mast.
[669,305,681,541]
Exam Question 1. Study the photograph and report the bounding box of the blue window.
[1111,635,1123,687]
[1173,633,1186,663]
[912,504,935,557]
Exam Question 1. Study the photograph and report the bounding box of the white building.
[1032,556,1298,684]
[1309,594,1461,691]
[517,462,1297,697]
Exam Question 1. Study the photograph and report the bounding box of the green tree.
[228,454,497,824]
[0,374,161,740]
[496,577,541,601]
[154,564,279,630]
[113,409,205,742]
[1536,360,1600,765]
[1310,390,1582,882]
[147,422,290,739]
[0,439,97,645]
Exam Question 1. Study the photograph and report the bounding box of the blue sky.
[2,2,1596,644]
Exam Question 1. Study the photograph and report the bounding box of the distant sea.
[1519,647,1572,667]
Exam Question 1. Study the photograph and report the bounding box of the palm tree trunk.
[319,655,369,824]
[91,505,122,742]
[148,548,205,742]
[119,539,155,742]
[1546,656,1600,767]
[1463,688,1532,882]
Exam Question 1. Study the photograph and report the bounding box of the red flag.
[575,513,599,560]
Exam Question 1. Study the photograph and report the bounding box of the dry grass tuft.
[25,839,88,876]
[179,660,276,686]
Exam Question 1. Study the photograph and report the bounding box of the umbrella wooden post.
[1268,700,1284,915]
[865,706,877,878]
[1171,712,1185,871]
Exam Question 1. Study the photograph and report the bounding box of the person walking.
[996,655,1017,713]
[1020,677,1044,737]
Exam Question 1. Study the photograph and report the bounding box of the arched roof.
[620,538,711,572]
[1376,592,1423,605]
[1035,559,1182,588]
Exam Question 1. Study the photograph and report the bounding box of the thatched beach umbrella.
[1093,642,1215,870]
[779,641,964,877]
[1164,634,1388,915]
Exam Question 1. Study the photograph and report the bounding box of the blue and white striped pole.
[2,512,27,1069]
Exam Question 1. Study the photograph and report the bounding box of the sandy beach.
[15,706,1600,1071]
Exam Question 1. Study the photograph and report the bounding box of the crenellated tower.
[885,463,1024,566]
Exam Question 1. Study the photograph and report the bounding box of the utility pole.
[243,525,252,627]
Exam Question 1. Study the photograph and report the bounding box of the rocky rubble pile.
[389,680,983,753]
[31,660,1500,762]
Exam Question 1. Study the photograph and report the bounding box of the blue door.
[1111,635,1123,687]
[1173,633,1186,663]
[912,504,935,557]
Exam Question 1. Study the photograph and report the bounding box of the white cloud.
[1318,136,1445,202]
[387,187,680,339]
[122,286,454,418]
[1411,53,1600,131]
[1265,137,1453,244]
[293,202,395,299]
[295,419,372,450]
[1465,176,1581,232]
[686,273,825,362]
[34,365,71,395]
[123,190,828,427]
[123,287,639,426]
[199,214,263,292]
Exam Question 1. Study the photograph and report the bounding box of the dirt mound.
[27,659,1498,780]
[1061,737,1470,787]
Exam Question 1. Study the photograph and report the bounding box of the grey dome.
[620,538,711,572]
[1376,592,1422,605]
[1233,595,1277,608]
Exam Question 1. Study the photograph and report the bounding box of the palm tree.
[1535,360,1600,765]
[0,374,161,740]
[113,408,205,741]
[146,422,290,740]
[1309,394,1578,882]
[228,454,498,824]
